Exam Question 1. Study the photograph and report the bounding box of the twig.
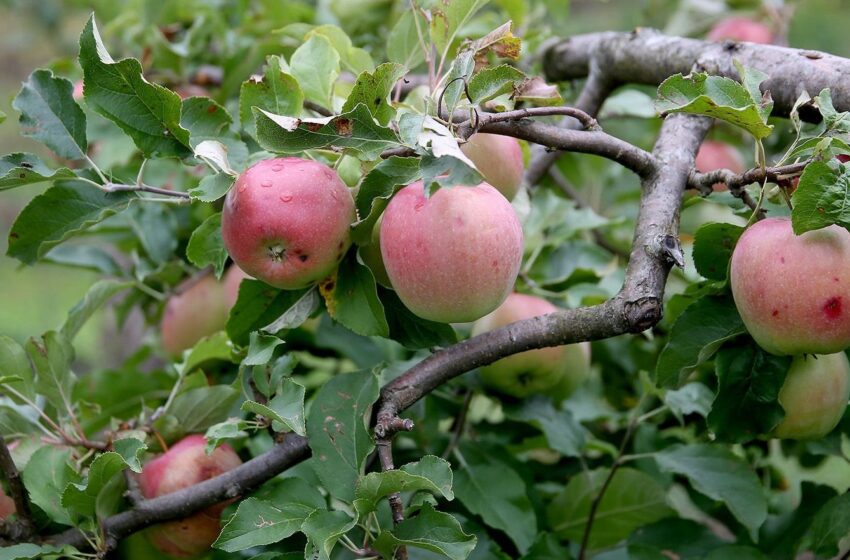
[440,390,474,460]
[456,106,600,139]
[687,160,809,194]
[0,436,34,539]
[303,100,334,117]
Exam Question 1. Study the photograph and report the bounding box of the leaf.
[373,504,476,560]
[761,482,836,560]
[181,98,248,172]
[44,244,121,275]
[0,153,76,191]
[514,76,563,106]
[507,396,587,458]
[226,280,313,346]
[454,460,536,553]
[807,492,850,556]
[351,156,420,244]
[353,455,454,515]
[387,11,427,70]
[380,288,458,349]
[242,378,306,436]
[204,419,250,452]
[791,161,850,234]
[547,467,672,551]
[707,344,790,442]
[0,544,72,560]
[664,382,713,424]
[654,444,767,541]
[78,16,191,157]
[692,222,744,281]
[655,295,746,387]
[61,279,132,341]
[240,55,304,138]
[289,34,340,107]
[189,173,235,202]
[467,65,526,104]
[112,437,147,473]
[178,331,237,375]
[26,331,76,414]
[342,63,407,125]
[324,252,388,337]
[12,70,87,160]
[0,336,35,402]
[243,332,285,366]
[306,369,379,503]
[430,0,489,57]
[7,181,136,265]
[655,70,773,139]
[261,288,319,334]
[301,509,357,560]
[164,385,240,436]
[22,446,80,525]
[186,213,228,277]
[62,452,127,521]
[255,103,402,160]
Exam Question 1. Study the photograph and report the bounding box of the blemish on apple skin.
[772,309,779,317]
[823,296,843,319]
[835,277,841,282]
[780,256,785,263]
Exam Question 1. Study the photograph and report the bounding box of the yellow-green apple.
[460,133,525,200]
[772,353,850,439]
[381,181,523,323]
[223,265,252,310]
[730,217,850,355]
[359,219,391,287]
[695,140,746,191]
[138,434,242,558]
[707,17,774,44]
[222,158,355,290]
[471,293,590,397]
[160,275,229,356]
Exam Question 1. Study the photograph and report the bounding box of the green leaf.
[7,181,136,265]
[61,279,132,341]
[26,331,76,414]
[342,63,407,125]
[708,344,790,442]
[44,244,121,275]
[181,97,248,171]
[301,509,357,560]
[62,452,127,521]
[0,336,35,402]
[78,16,191,157]
[373,504,476,560]
[761,482,835,560]
[242,378,306,436]
[664,382,714,424]
[204,419,250,452]
[353,455,454,515]
[387,11,428,70]
[261,288,319,334]
[289,34,340,107]
[188,173,235,202]
[467,65,526,104]
[520,534,572,560]
[308,25,374,75]
[326,252,388,337]
[351,156,420,244]
[507,396,587,458]
[0,544,73,560]
[692,222,744,281]
[112,437,147,473]
[0,153,76,191]
[654,444,767,541]
[306,369,379,503]
[240,55,304,138]
[12,70,87,160]
[22,446,80,525]
[243,332,285,366]
[226,280,313,346]
[380,288,458,349]
[430,0,489,57]
[178,331,237,375]
[655,71,773,139]
[454,460,536,553]
[805,490,850,556]
[547,467,672,551]
[186,213,228,277]
[163,385,240,436]
[655,295,746,387]
[255,103,402,160]
[0,406,38,439]
[791,161,850,234]
[127,204,178,265]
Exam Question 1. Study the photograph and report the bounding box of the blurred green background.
[0,0,848,367]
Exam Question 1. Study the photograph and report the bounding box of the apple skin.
[161,275,229,356]
[139,434,243,558]
[471,293,590,398]
[772,353,850,439]
[730,217,850,355]
[695,140,746,191]
[0,485,15,519]
[222,158,355,290]
[460,133,525,200]
[381,181,523,323]
[707,17,774,44]
[223,265,252,310]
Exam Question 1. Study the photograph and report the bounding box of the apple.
[0,484,15,519]
[730,217,850,355]
[160,275,229,356]
[380,181,523,323]
[222,158,355,290]
[694,140,746,191]
[471,293,590,398]
[223,265,252,309]
[358,218,392,287]
[707,17,774,44]
[139,434,242,558]
[174,84,210,99]
[772,353,850,439]
[72,80,84,101]
[460,133,525,200]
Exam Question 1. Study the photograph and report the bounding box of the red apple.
[174,84,210,99]
[460,133,525,200]
[472,293,590,398]
[160,275,229,356]
[223,265,252,309]
[381,181,523,323]
[773,353,850,439]
[730,217,850,355]
[695,140,746,191]
[139,434,242,558]
[0,485,15,519]
[222,158,355,290]
[707,17,774,44]
[72,80,84,101]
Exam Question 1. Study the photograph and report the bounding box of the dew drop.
[260,180,273,188]
[414,201,426,212]
[272,165,284,172]
[237,183,248,193]
[280,192,293,202]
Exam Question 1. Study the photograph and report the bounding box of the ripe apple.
[223,264,252,309]
[139,434,242,558]
[471,293,590,398]
[160,275,229,356]
[174,84,210,99]
[72,80,84,101]
[380,181,523,323]
[772,353,850,439]
[358,219,392,287]
[460,133,525,200]
[222,158,355,290]
[707,17,774,44]
[695,140,746,191]
[0,485,15,519]
[730,217,850,355]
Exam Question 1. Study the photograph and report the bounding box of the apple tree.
[2,1,850,559]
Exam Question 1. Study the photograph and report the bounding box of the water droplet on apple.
[280,192,293,202]
[414,201,426,212]
[237,183,248,193]
[260,180,273,188]
[272,165,284,172]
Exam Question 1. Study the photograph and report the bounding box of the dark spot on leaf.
[306,122,323,132]
[335,118,353,136]
[823,296,843,319]
[818,207,825,213]
[20,162,33,169]
[374,97,381,106]
[207,104,218,114]
[19,173,25,178]
[325,281,335,291]
[9,232,18,239]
